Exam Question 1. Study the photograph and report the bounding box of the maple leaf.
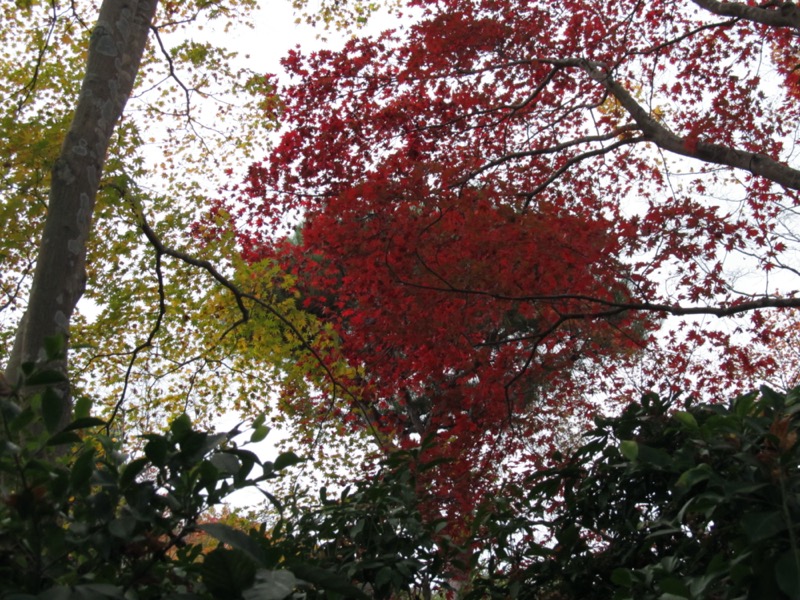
[220,0,800,532]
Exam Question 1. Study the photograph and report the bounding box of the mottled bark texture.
[5,0,159,422]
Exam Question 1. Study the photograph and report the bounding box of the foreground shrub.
[470,385,800,599]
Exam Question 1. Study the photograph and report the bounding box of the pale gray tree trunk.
[4,0,159,423]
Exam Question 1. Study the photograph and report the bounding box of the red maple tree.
[213,0,800,525]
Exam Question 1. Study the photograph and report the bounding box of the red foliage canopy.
[215,0,800,521]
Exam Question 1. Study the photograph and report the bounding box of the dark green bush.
[8,340,798,600]
[0,344,336,599]
[470,386,800,600]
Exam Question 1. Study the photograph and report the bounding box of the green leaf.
[202,548,257,599]
[25,369,67,387]
[760,385,785,409]
[741,511,786,542]
[43,334,65,360]
[30,587,71,600]
[688,573,718,597]
[71,448,96,488]
[250,424,270,443]
[63,417,106,431]
[210,452,241,475]
[287,563,370,599]
[45,431,82,446]
[41,387,66,433]
[120,457,150,488]
[144,436,169,466]
[75,583,125,598]
[199,523,265,565]
[611,568,634,587]
[675,463,713,490]
[659,576,690,597]
[786,385,800,407]
[108,517,137,539]
[273,451,303,471]
[0,397,21,420]
[260,489,283,510]
[672,410,698,430]
[776,550,800,599]
[180,431,227,463]
[375,566,395,590]
[9,407,35,434]
[243,570,297,600]
[74,396,93,420]
[620,440,638,461]
[637,444,673,468]
[0,439,21,456]
[733,391,757,418]
[170,413,192,440]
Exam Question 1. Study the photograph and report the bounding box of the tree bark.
[690,0,800,31]
[4,0,159,420]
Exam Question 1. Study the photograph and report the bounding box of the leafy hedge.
[470,386,800,599]
[0,346,361,600]
[4,341,799,599]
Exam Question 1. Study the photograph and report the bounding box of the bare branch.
[134,211,393,451]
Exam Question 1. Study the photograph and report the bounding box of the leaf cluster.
[469,385,800,599]
[267,441,459,599]
[0,354,300,600]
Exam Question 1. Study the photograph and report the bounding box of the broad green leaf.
[41,387,67,433]
[63,417,106,431]
[672,410,698,430]
[274,451,303,471]
[637,444,673,468]
[144,436,169,466]
[199,523,266,565]
[45,431,82,446]
[76,583,125,598]
[659,576,690,598]
[108,517,137,539]
[675,463,713,490]
[25,369,67,386]
[287,563,370,599]
[620,440,638,461]
[741,511,786,542]
[776,550,800,599]
[73,396,93,420]
[611,568,634,588]
[43,334,65,360]
[170,413,193,440]
[243,570,297,600]
[9,407,35,433]
[71,448,96,488]
[120,457,150,488]
[250,424,270,443]
[210,452,241,475]
[201,548,257,599]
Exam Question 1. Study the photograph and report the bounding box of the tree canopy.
[2,0,800,597]
[213,0,800,521]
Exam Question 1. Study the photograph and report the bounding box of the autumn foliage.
[212,0,800,522]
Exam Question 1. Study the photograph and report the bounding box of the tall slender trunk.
[4,0,159,424]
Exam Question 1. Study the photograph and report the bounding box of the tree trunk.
[4,0,158,422]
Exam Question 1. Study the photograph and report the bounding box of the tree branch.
[691,0,800,30]
[574,58,800,191]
